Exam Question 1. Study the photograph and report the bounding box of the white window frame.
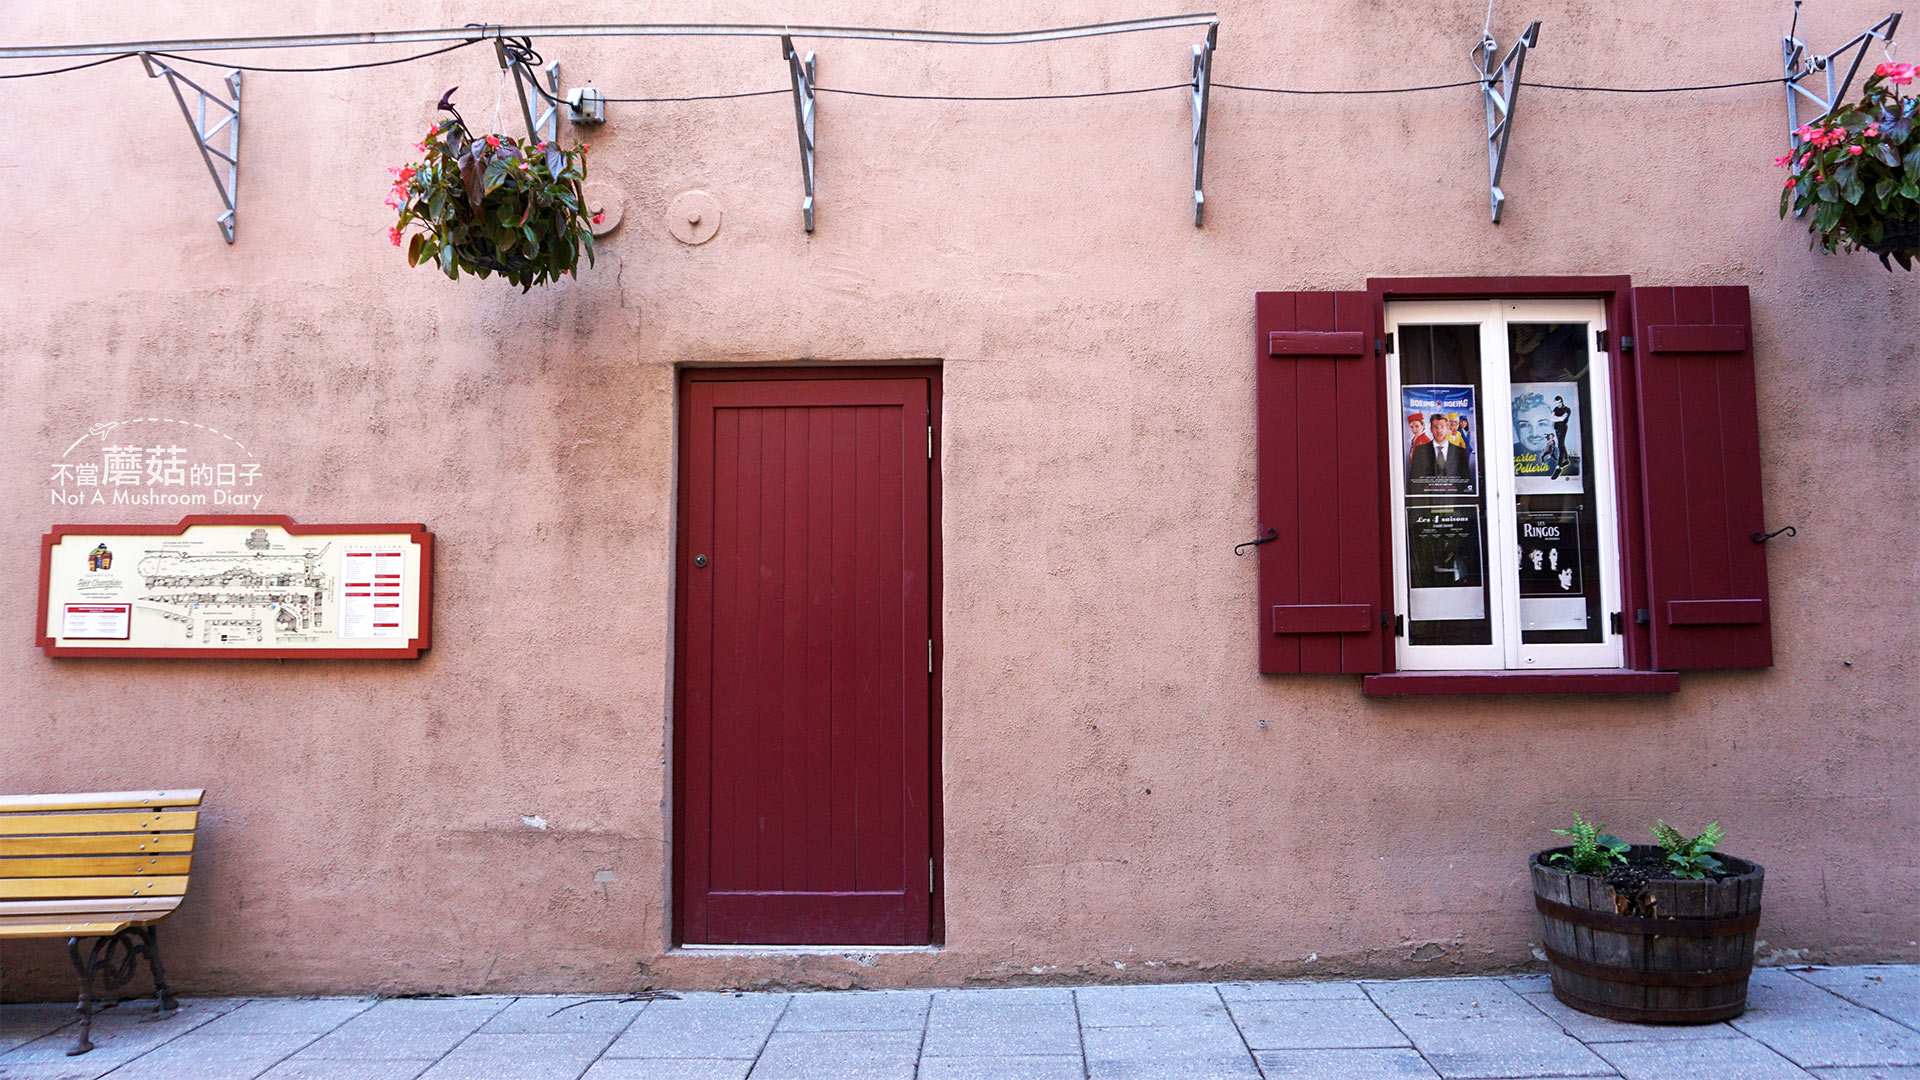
[1383,299,1624,672]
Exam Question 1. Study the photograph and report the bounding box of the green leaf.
[406,231,425,267]
[1877,176,1899,200]
[1875,142,1903,169]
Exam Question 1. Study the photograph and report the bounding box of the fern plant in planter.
[388,91,599,291]
[1778,62,1919,270]
[1532,815,1763,1024]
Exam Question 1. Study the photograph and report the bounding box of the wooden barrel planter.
[1531,845,1764,1024]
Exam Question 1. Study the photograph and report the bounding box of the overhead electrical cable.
[0,53,136,78]
[1530,76,1793,93]
[149,39,481,73]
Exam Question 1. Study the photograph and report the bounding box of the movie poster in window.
[1406,505,1486,622]
[1512,382,1582,494]
[1518,510,1588,630]
[1401,385,1478,497]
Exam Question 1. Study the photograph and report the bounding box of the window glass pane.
[1508,322,1605,644]
[1398,325,1491,647]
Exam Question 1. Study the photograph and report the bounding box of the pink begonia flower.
[388,226,404,247]
[1785,177,1796,189]
[1800,152,1813,167]
[1774,154,1793,167]
[485,135,501,149]
[1850,144,1865,155]
[413,142,427,153]
[592,212,605,225]
[1876,61,1915,84]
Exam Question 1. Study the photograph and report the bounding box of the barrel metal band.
[1544,946,1754,988]
[1535,896,1761,938]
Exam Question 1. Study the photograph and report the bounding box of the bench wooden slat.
[0,920,135,939]
[0,811,198,836]
[0,834,195,856]
[0,855,191,878]
[0,791,204,813]
[0,897,182,917]
[0,876,190,900]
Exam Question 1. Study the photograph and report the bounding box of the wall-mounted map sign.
[38,516,432,658]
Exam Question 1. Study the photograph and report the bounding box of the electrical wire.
[151,39,480,73]
[1216,79,1483,95]
[816,82,1191,100]
[0,52,135,78]
[594,89,789,102]
[1530,76,1792,93]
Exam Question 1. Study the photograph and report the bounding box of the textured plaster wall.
[1,0,1916,997]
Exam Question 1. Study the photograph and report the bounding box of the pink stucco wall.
[2,1,1916,997]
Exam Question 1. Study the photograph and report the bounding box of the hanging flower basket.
[388,90,600,291]
[1778,62,1920,270]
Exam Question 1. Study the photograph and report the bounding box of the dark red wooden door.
[676,372,935,945]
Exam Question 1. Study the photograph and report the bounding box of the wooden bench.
[0,790,203,1056]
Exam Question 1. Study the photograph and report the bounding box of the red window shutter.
[1629,285,1773,669]
[1256,291,1386,674]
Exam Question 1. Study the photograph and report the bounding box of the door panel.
[677,373,934,945]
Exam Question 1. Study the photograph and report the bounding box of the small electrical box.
[566,87,607,125]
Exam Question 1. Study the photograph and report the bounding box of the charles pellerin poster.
[1406,505,1486,622]
[1517,510,1587,630]
[1512,382,1581,494]
[1401,385,1479,497]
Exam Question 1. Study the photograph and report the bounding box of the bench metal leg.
[138,925,178,1016]
[66,936,97,1057]
[65,927,163,1055]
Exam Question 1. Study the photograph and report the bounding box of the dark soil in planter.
[1864,219,1919,271]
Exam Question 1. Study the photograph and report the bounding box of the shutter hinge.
[1610,611,1624,635]
[1636,608,1650,625]
[1620,334,1635,353]
[928,638,935,674]
[1393,614,1405,638]
[930,857,936,891]
[1378,332,1395,356]
[1595,329,1609,353]
[927,425,934,461]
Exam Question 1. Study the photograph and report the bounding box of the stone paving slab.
[256,1060,436,1080]
[777,990,928,1032]
[580,1061,750,1080]
[915,1054,1082,1080]
[1255,1046,1443,1079]
[4,964,1920,1080]
[477,997,651,1035]
[1227,997,1411,1049]
[1735,969,1920,1069]
[1073,983,1227,1027]
[1593,1036,1815,1080]
[1218,979,1368,1002]
[1796,966,1920,1029]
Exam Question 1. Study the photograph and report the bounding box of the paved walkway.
[2,966,1917,1080]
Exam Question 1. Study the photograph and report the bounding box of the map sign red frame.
[37,515,433,659]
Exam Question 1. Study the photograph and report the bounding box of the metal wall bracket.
[1784,2,1903,140]
[495,38,561,144]
[1191,24,1216,226]
[139,54,240,243]
[782,36,818,232]
[1472,20,1541,224]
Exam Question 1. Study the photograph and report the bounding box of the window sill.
[1361,669,1680,696]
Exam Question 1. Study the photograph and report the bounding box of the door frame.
[670,365,944,947]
